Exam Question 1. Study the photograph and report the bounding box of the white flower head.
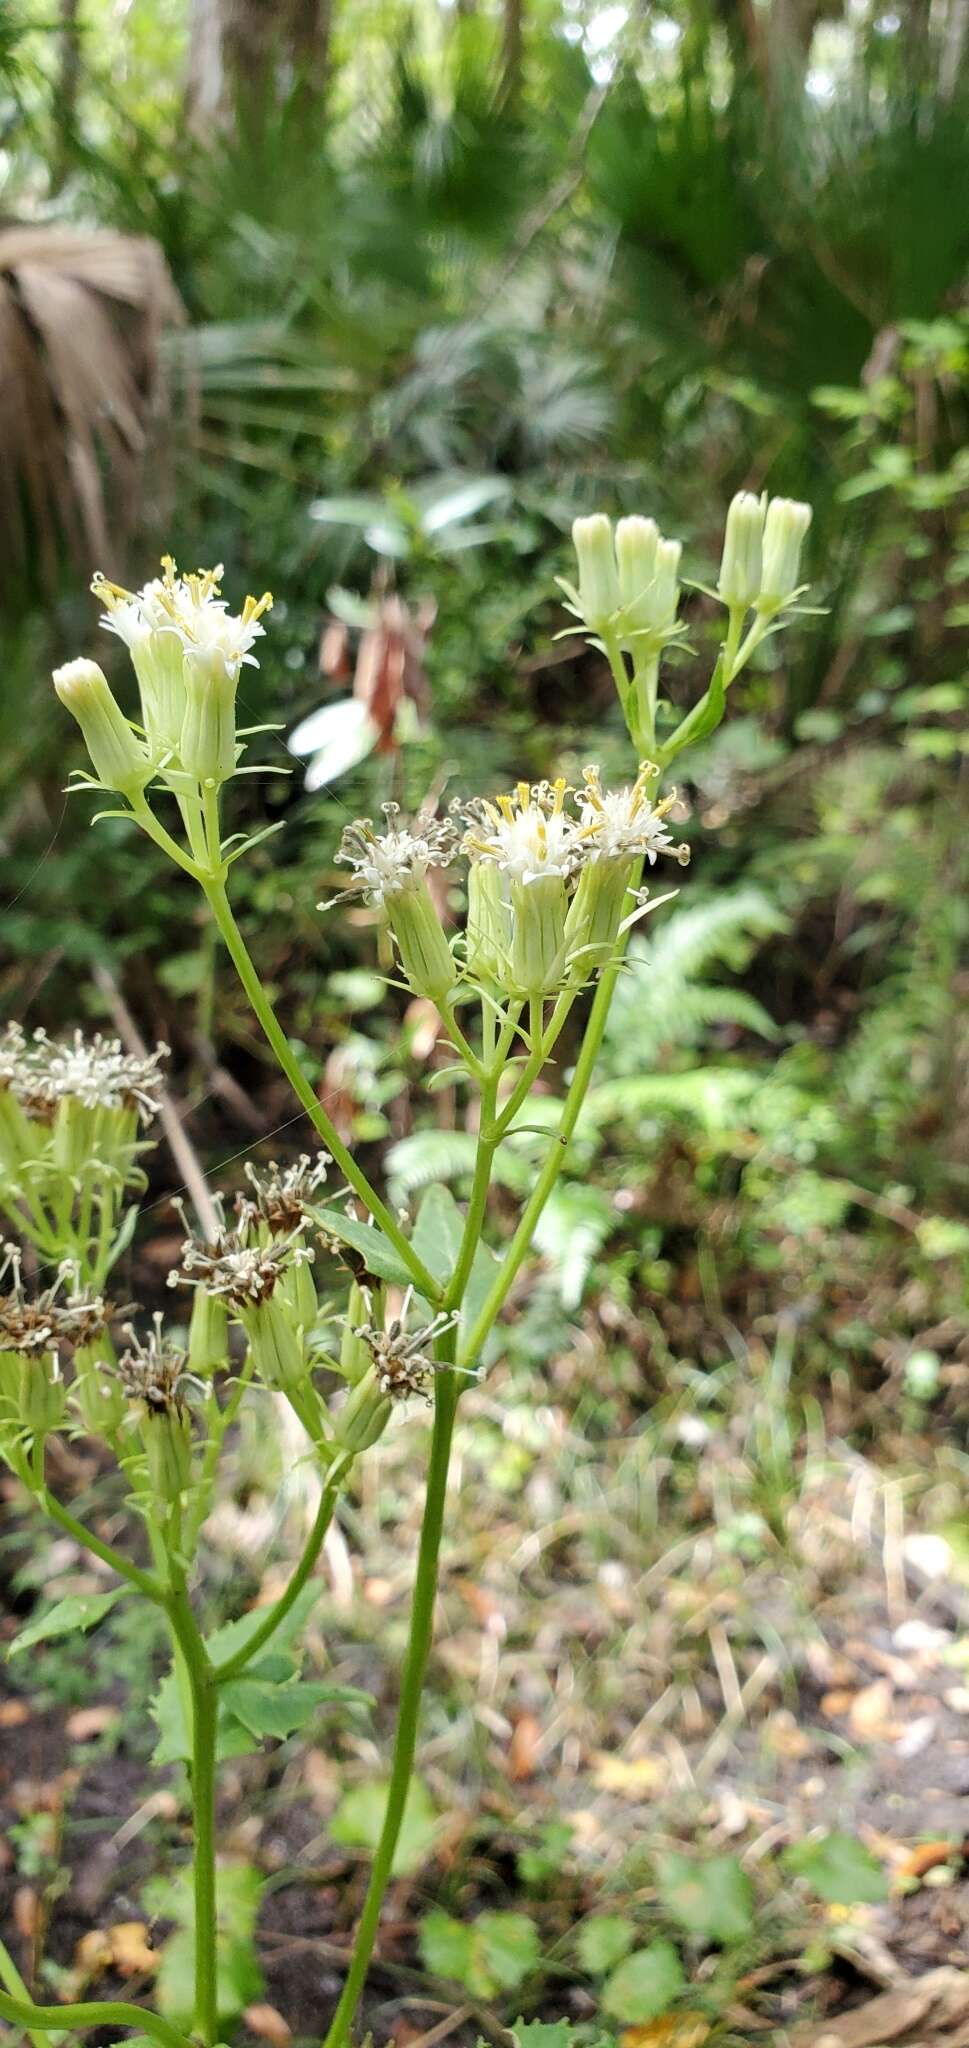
[93,558,271,680]
[461,778,584,886]
[23,1030,168,1123]
[578,764,690,867]
[335,803,457,907]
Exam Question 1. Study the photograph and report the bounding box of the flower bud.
[385,878,458,1006]
[241,1296,306,1394]
[53,660,151,798]
[73,1343,126,1438]
[759,498,811,607]
[508,875,568,995]
[465,860,508,986]
[179,647,239,786]
[187,1286,229,1378]
[650,538,682,631]
[615,517,659,629]
[142,1405,193,1505]
[571,515,620,629]
[718,492,765,610]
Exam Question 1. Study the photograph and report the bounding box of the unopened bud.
[718,492,764,610]
[615,517,659,630]
[336,1365,392,1454]
[571,515,620,629]
[759,498,811,607]
[53,660,151,797]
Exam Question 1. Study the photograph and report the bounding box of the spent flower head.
[235,1152,332,1237]
[355,1288,458,1403]
[169,1223,314,1311]
[0,1245,109,1358]
[335,804,456,907]
[118,1316,188,1412]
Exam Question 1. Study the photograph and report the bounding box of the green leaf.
[8,1589,123,1658]
[411,1183,466,1283]
[510,2026,576,2048]
[602,1941,685,2023]
[151,1669,256,1766]
[476,1912,541,1990]
[783,1832,888,1906]
[662,657,727,766]
[577,1914,636,1976]
[149,1862,263,2028]
[655,1852,754,1946]
[420,1910,540,1999]
[331,1776,441,1877]
[220,1678,371,1741]
[420,1911,475,1986]
[309,1206,415,1287]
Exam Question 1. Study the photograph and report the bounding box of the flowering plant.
[0,495,810,2048]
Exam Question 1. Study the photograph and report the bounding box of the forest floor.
[4,1287,969,2048]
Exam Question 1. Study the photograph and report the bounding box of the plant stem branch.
[202,877,442,1305]
[35,1487,161,1600]
[0,1988,192,2048]
[320,1361,459,2048]
[213,1456,351,1685]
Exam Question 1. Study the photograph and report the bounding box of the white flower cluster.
[54,556,273,796]
[1,1028,168,1122]
[332,767,688,1002]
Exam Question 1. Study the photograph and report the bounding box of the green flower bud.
[187,1286,229,1377]
[571,515,620,629]
[53,659,151,798]
[385,877,458,1006]
[465,860,509,986]
[508,873,568,995]
[73,1343,126,1438]
[142,1404,193,1505]
[718,491,765,610]
[335,1364,392,1454]
[179,646,239,786]
[241,1296,307,1394]
[615,517,660,629]
[759,497,812,607]
[650,537,682,631]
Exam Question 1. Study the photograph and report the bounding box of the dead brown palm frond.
[0,225,183,600]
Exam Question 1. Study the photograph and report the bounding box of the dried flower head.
[335,804,456,907]
[0,1245,109,1357]
[355,1288,458,1402]
[578,764,691,868]
[117,1315,188,1411]
[235,1152,331,1238]
[169,1225,314,1311]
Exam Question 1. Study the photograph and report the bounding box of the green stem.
[459,936,629,1371]
[202,878,442,1305]
[0,1988,192,2048]
[213,1457,351,1685]
[320,1362,460,2048]
[164,1575,218,2047]
[0,1934,56,2048]
[35,1487,161,1600]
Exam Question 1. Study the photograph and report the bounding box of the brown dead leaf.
[592,1753,665,1796]
[791,1966,969,2046]
[65,1704,119,1741]
[896,1840,958,1880]
[244,2003,291,2047]
[109,1922,157,1975]
[0,1700,30,1728]
[821,1688,857,1719]
[13,1885,38,1941]
[620,2021,710,2048]
[74,1929,113,1979]
[508,1712,543,1782]
[849,1678,898,1742]
[764,1709,813,1759]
